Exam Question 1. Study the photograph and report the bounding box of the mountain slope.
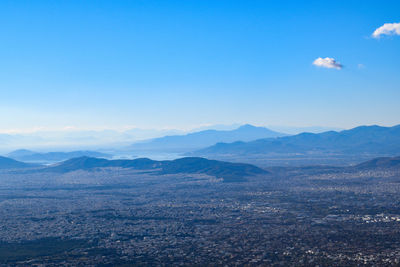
[193,125,400,157]
[355,156,400,170]
[160,157,267,181]
[0,156,33,169]
[127,124,286,153]
[47,156,268,182]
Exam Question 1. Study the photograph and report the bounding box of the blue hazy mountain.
[6,149,34,158]
[0,156,33,169]
[47,156,268,182]
[128,124,286,153]
[7,149,112,163]
[193,125,400,157]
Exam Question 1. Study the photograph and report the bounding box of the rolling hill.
[355,156,400,170]
[0,156,34,169]
[127,124,286,153]
[47,156,268,182]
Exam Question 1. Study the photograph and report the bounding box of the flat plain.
[0,164,400,266]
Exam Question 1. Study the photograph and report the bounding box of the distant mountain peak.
[238,124,257,129]
[128,124,286,153]
[7,149,36,157]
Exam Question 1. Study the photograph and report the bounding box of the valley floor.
[0,167,400,266]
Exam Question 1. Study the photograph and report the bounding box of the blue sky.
[0,0,399,132]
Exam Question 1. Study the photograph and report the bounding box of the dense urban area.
[1,0,399,265]
[0,163,400,266]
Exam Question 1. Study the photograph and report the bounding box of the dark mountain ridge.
[1,153,400,183]
[47,156,268,182]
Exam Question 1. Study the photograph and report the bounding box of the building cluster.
[0,168,399,265]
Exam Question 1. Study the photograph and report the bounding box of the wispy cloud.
[372,22,400,38]
[313,57,343,70]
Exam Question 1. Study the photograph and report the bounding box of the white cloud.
[312,57,343,70]
[357,63,365,69]
[372,22,400,38]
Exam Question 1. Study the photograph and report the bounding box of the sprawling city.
[0,155,399,265]
[1,0,400,266]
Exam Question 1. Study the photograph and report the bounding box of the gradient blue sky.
[0,0,399,132]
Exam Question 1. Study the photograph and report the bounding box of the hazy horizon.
[1,0,399,133]
[0,123,345,152]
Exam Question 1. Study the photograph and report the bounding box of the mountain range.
[0,155,267,182]
[6,149,111,163]
[127,124,286,153]
[1,153,400,182]
[191,125,400,158]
